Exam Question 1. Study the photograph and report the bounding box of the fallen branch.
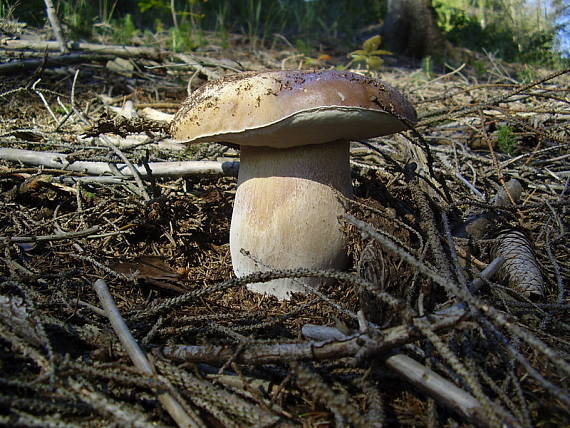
[98,135,151,201]
[1,226,101,244]
[43,0,68,53]
[1,40,163,60]
[0,148,239,177]
[388,354,516,427]
[154,304,468,365]
[302,325,519,428]
[93,278,204,428]
[0,53,113,74]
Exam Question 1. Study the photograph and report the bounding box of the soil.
[0,25,569,428]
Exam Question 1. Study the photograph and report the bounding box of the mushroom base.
[230,140,352,300]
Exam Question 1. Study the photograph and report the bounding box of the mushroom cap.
[171,70,417,149]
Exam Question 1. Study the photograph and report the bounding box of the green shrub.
[113,13,137,44]
[497,125,517,155]
[421,55,433,79]
[434,0,565,67]
[138,0,169,14]
[349,35,392,71]
[169,23,204,52]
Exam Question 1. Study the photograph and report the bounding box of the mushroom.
[171,70,417,300]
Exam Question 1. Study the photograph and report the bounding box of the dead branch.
[42,0,68,54]
[0,53,113,74]
[302,324,518,428]
[1,226,101,244]
[98,136,151,201]
[93,278,204,428]
[154,304,467,365]
[1,40,163,59]
[0,148,239,177]
[386,354,518,428]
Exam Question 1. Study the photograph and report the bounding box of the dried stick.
[70,69,90,125]
[92,279,204,428]
[155,304,467,365]
[386,354,518,428]
[344,214,570,379]
[1,40,161,59]
[1,226,101,244]
[31,79,58,124]
[419,67,570,124]
[98,136,151,201]
[0,148,239,177]
[302,324,518,428]
[43,0,68,53]
[0,53,113,74]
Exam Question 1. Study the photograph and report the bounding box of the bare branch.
[93,279,205,428]
[0,148,239,177]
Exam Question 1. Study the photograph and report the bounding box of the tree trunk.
[383,0,448,59]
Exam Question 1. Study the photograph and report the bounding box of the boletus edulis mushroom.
[171,70,417,300]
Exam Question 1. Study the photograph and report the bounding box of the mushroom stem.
[230,139,352,300]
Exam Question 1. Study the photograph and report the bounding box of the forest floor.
[0,23,569,428]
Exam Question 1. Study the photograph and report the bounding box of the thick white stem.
[230,140,352,300]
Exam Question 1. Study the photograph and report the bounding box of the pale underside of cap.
[171,70,417,148]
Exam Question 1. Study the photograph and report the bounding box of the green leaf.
[370,49,392,56]
[362,35,382,53]
[350,49,367,56]
[351,55,368,64]
[366,56,384,69]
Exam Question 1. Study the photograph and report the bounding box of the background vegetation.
[4,0,570,67]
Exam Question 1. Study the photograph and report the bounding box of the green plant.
[169,24,199,52]
[421,55,433,79]
[0,0,17,20]
[213,0,230,49]
[113,13,138,44]
[291,0,325,39]
[497,125,517,155]
[97,0,118,25]
[516,66,537,84]
[348,35,391,71]
[294,38,315,56]
[433,0,470,33]
[473,60,488,76]
[60,0,97,39]
[244,0,262,47]
[0,0,24,35]
[82,191,96,200]
[240,0,284,49]
[433,0,567,67]
[53,103,70,115]
[138,0,169,14]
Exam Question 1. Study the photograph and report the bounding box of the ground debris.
[0,38,569,427]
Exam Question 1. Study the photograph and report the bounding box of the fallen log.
[1,39,163,59]
[0,53,114,74]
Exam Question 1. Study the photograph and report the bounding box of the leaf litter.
[0,37,569,427]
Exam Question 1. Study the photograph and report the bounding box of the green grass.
[6,0,567,67]
[497,125,518,155]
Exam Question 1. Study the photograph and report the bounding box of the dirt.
[0,27,569,428]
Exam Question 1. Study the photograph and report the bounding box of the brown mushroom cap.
[170,70,417,148]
